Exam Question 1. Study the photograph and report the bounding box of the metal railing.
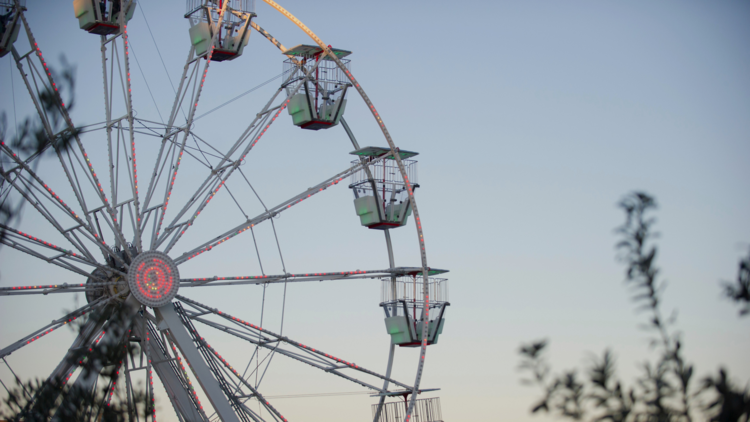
[186,0,255,21]
[283,57,351,85]
[381,277,448,304]
[372,397,443,422]
[350,159,417,188]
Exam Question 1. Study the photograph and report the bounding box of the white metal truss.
[0,1,445,421]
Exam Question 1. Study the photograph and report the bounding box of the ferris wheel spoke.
[133,317,209,421]
[201,340,286,422]
[93,357,123,420]
[147,2,233,250]
[140,52,197,222]
[9,33,93,234]
[0,296,111,360]
[64,139,131,251]
[13,13,131,260]
[142,64,198,203]
[152,105,276,251]
[1,142,91,231]
[121,359,139,422]
[141,131,176,244]
[172,156,381,265]
[0,170,94,262]
[177,311,274,422]
[178,297,414,392]
[186,312,390,394]
[148,69,298,246]
[178,268,390,289]
[0,235,108,283]
[146,94,202,245]
[100,42,132,220]
[57,296,140,420]
[19,301,114,417]
[0,211,127,271]
[179,310,283,422]
[112,122,140,239]
[118,19,142,252]
[0,146,104,261]
[0,229,130,293]
[157,61,322,255]
[0,279,129,297]
[142,317,157,421]
[0,220,129,277]
[153,302,241,422]
[101,31,117,213]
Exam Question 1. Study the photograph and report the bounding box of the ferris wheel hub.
[127,251,180,308]
[85,268,129,303]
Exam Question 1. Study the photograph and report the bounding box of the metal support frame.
[98,2,140,253]
[0,2,445,421]
[22,304,113,417]
[0,296,110,359]
[132,318,208,421]
[157,58,322,254]
[173,151,386,265]
[155,303,240,422]
[177,296,414,393]
[54,295,140,421]
[8,15,132,269]
[176,304,272,422]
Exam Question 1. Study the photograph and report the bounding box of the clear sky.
[1,0,748,421]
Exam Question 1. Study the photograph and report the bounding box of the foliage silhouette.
[1,301,152,421]
[518,192,749,422]
[722,252,750,317]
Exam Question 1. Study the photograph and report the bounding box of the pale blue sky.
[1,1,748,421]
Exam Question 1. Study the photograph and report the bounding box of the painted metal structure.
[0,0,449,420]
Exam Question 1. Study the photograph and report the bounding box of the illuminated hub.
[127,251,179,307]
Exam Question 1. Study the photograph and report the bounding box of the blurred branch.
[698,368,750,422]
[515,192,750,421]
[518,340,587,420]
[1,302,150,420]
[615,192,692,421]
[721,250,750,317]
[587,350,633,422]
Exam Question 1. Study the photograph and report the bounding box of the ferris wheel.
[0,0,450,421]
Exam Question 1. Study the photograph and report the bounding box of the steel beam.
[155,303,240,422]
[131,321,207,421]
[52,295,140,421]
